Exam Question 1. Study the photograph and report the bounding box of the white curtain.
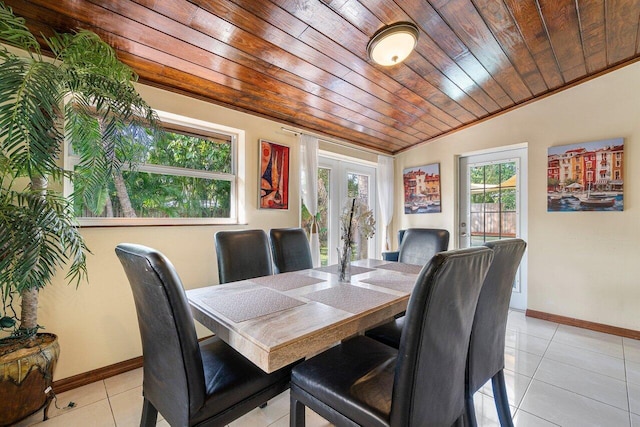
[300,134,321,267]
[376,155,394,252]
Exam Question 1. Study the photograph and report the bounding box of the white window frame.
[65,110,245,226]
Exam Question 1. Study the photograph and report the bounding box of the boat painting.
[578,196,615,208]
[547,138,623,212]
[547,193,622,211]
[403,163,441,214]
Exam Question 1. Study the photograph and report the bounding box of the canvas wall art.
[260,140,289,209]
[403,163,441,214]
[547,138,623,212]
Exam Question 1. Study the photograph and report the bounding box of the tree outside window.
[70,121,235,221]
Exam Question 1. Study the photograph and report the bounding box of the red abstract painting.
[260,140,289,209]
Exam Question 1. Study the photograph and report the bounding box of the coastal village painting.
[403,163,441,214]
[547,138,623,212]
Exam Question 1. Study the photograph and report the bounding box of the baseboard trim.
[526,309,640,340]
[51,335,215,394]
[52,356,143,394]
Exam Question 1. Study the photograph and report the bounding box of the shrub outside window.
[66,111,242,226]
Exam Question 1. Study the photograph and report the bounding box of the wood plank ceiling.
[4,0,640,154]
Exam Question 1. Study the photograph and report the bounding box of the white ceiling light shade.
[367,22,419,66]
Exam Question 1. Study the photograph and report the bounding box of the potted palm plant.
[0,3,159,424]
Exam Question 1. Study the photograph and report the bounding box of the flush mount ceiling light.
[367,22,419,66]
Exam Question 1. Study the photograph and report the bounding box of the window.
[66,111,244,226]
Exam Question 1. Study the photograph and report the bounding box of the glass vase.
[337,247,351,283]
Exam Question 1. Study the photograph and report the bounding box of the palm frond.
[48,30,134,83]
[0,55,64,179]
[0,2,40,55]
[0,187,88,294]
[58,31,160,214]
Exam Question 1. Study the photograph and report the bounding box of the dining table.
[186,258,423,373]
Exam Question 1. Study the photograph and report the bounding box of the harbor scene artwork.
[547,138,623,212]
[403,163,441,214]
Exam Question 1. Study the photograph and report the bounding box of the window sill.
[76,217,239,227]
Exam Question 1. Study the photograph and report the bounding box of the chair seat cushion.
[365,317,404,349]
[291,336,397,427]
[193,337,292,424]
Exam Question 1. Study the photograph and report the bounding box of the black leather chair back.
[269,228,313,273]
[381,229,407,262]
[398,228,450,266]
[115,244,205,427]
[467,239,527,393]
[215,229,273,283]
[391,247,493,426]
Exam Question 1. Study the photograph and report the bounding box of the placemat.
[374,262,423,275]
[304,285,397,314]
[202,287,304,323]
[360,276,415,293]
[314,264,375,276]
[249,272,325,291]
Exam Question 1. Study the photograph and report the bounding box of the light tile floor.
[13,310,640,426]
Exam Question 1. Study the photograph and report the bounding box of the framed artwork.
[547,138,623,212]
[403,163,441,214]
[259,139,289,209]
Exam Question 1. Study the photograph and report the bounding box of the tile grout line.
[528,322,634,424]
[624,343,633,427]
[513,321,558,425]
[530,372,630,413]
[105,378,120,427]
[505,311,554,422]
[541,336,628,382]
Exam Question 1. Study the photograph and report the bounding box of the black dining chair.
[115,243,293,427]
[464,239,527,427]
[381,229,406,261]
[368,227,450,336]
[215,229,273,284]
[290,247,494,427]
[366,239,527,427]
[269,228,313,273]
[397,227,450,265]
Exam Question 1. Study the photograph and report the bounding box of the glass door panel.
[469,162,517,246]
[317,168,330,266]
[459,148,528,309]
[301,167,330,266]
[347,172,370,260]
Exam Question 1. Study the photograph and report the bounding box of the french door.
[313,157,377,266]
[458,148,528,309]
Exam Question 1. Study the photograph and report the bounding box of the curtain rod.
[280,127,391,157]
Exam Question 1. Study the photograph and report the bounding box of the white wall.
[394,62,640,332]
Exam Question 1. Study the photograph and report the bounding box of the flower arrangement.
[337,198,376,281]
